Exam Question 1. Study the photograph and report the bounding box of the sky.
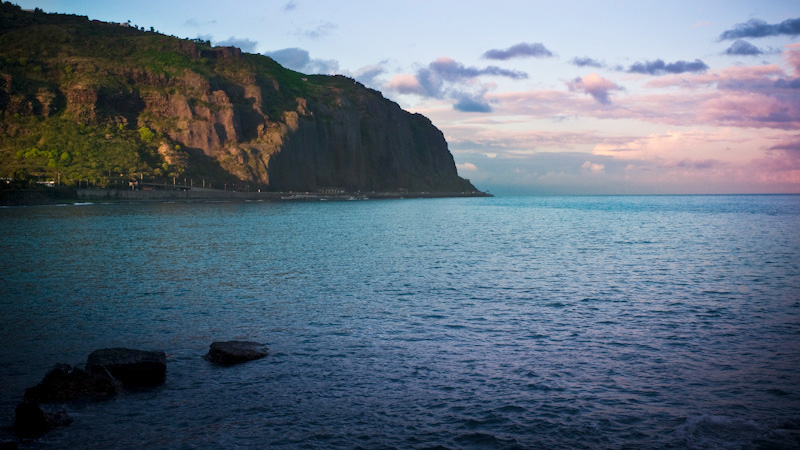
[15,0,800,194]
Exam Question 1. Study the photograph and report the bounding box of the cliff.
[0,2,478,193]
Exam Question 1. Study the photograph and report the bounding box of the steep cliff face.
[0,3,477,193]
[266,81,469,192]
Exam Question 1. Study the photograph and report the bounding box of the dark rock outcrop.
[14,401,72,437]
[86,348,166,387]
[11,347,166,439]
[24,363,118,403]
[206,341,269,365]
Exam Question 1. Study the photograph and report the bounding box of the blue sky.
[16,0,800,194]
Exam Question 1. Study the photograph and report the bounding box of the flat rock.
[86,348,166,387]
[206,341,269,365]
[24,363,118,403]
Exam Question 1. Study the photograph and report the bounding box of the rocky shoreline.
[1,187,491,206]
[4,342,268,447]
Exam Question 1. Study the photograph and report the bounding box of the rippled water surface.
[1,195,799,449]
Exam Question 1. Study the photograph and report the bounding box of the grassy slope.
[0,1,320,186]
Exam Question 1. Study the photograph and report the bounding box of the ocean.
[1,195,799,449]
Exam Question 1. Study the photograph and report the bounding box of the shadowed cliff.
[0,2,479,193]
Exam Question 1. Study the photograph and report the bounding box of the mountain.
[0,2,479,193]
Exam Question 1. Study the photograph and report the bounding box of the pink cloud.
[384,73,426,96]
[768,135,800,153]
[696,92,797,128]
[631,45,800,130]
[784,43,800,76]
[644,64,784,90]
[486,89,624,120]
[566,73,623,104]
[487,53,800,130]
[581,161,605,173]
[487,86,800,130]
[747,151,800,185]
[592,130,748,162]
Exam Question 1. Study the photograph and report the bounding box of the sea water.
[1,195,799,449]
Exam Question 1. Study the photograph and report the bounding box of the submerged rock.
[24,363,118,403]
[14,401,72,437]
[86,348,166,387]
[206,341,269,365]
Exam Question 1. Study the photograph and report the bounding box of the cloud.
[592,130,737,162]
[659,159,725,170]
[748,136,800,186]
[698,92,800,128]
[295,21,337,39]
[638,48,799,129]
[454,96,492,113]
[569,56,605,68]
[724,39,763,56]
[482,42,554,60]
[775,78,800,89]
[385,73,426,96]
[214,37,258,53]
[352,65,386,88]
[184,19,216,28]
[719,18,800,40]
[627,59,709,75]
[488,65,800,130]
[456,162,478,171]
[264,47,310,69]
[566,73,623,104]
[427,57,528,82]
[447,151,652,196]
[443,123,800,194]
[581,161,605,173]
[264,47,339,74]
[282,1,296,11]
[472,45,800,131]
[384,56,528,113]
[786,43,800,76]
[768,136,800,153]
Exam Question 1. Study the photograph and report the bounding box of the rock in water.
[14,401,72,437]
[24,363,118,403]
[206,341,269,365]
[86,348,166,387]
[0,441,20,450]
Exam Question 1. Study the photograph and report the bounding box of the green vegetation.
[1,114,166,185]
[0,1,292,186]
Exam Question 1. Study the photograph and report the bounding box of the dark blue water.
[1,195,799,449]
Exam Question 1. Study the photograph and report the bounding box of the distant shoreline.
[0,187,492,206]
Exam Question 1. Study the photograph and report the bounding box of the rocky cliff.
[0,2,478,193]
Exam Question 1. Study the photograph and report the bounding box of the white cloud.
[581,161,605,173]
[457,162,478,171]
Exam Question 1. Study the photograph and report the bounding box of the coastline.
[0,187,492,206]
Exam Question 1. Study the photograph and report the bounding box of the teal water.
[1,195,799,449]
